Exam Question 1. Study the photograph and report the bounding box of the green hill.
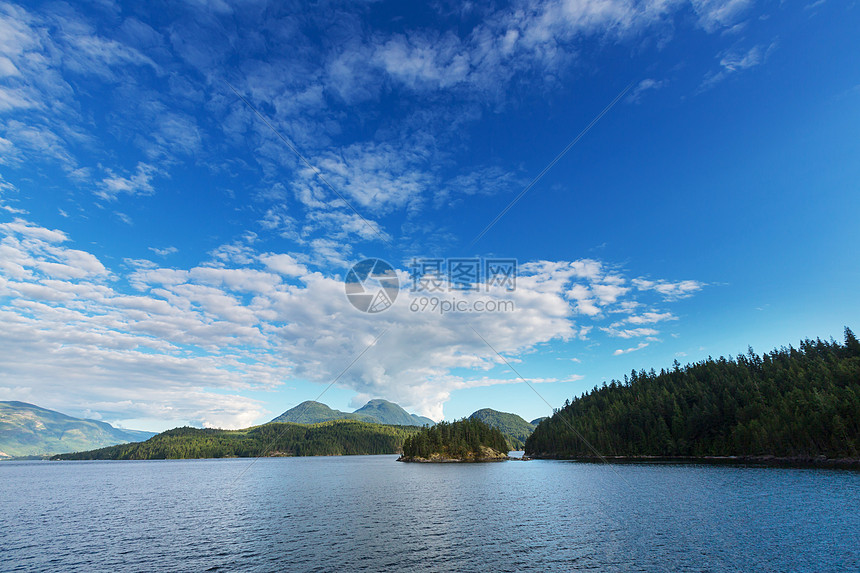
[399,418,509,462]
[0,401,155,458]
[469,408,535,449]
[530,417,548,426]
[526,329,860,460]
[52,419,423,460]
[354,399,434,426]
[270,399,434,426]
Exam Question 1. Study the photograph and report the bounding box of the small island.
[397,418,509,462]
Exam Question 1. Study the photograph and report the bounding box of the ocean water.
[1,456,858,572]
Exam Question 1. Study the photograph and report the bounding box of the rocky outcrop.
[397,445,508,463]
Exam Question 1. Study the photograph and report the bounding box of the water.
[1,456,858,572]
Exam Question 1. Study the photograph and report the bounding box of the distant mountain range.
[0,401,156,458]
[4,397,542,460]
[271,399,435,427]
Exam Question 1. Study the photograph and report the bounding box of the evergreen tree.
[525,329,860,460]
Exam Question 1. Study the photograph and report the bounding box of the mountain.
[469,408,536,449]
[526,329,860,461]
[530,417,548,426]
[0,401,156,458]
[269,401,378,424]
[354,399,434,427]
[53,419,422,460]
[270,399,433,427]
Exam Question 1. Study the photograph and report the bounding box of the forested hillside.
[468,408,535,449]
[52,420,422,460]
[526,329,860,460]
[354,399,435,426]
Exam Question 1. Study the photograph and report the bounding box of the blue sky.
[0,0,857,431]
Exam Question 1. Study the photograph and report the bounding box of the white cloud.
[720,44,764,72]
[1,120,77,170]
[437,165,524,206]
[0,86,37,111]
[0,219,706,425]
[613,341,649,355]
[208,240,257,268]
[591,283,629,304]
[626,311,676,324]
[0,173,24,214]
[149,246,178,257]
[633,278,705,300]
[627,77,663,103]
[374,33,471,91]
[701,41,777,89]
[0,218,68,243]
[259,253,307,277]
[691,0,753,32]
[97,162,159,200]
[601,326,660,338]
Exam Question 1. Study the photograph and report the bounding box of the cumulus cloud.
[260,253,307,277]
[0,219,705,425]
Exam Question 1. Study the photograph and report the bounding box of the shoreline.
[397,450,509,463]
[396,457,508,463]
[527,454,860,469]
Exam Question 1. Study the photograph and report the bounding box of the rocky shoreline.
[397,448,509,463]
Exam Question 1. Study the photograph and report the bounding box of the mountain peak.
[271,398,433,427]
[354,399,434,427]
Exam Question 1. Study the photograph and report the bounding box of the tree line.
[53,419,422,460]
[525,328,860,459]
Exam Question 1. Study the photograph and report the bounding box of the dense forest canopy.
[526,329,860,460]
[52,420,422,460]
[401,418,509,460]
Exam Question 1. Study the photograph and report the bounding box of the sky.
[0,0,858,432]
